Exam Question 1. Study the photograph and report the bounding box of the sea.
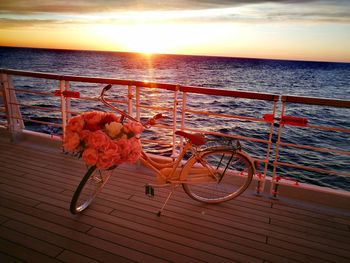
[0,46,349,191]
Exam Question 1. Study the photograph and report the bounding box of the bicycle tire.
[70,165,113,214]
[182,149,254,203]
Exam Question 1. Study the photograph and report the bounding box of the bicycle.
[70,84,255,215]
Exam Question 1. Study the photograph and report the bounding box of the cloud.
[0,0,349,26]
[0,18,60,28]
[0,0,329,14]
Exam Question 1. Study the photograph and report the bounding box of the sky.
[0,0,350,62]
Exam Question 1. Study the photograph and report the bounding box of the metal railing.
[270,95,350,197]
[1,68,349,197]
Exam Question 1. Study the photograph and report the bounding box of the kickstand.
[157,185,177,216]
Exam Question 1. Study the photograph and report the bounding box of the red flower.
[64,111,144,170]
[102,113,120,125]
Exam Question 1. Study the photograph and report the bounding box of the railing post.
[258,97,278,195]
[179,91,187,153]
[128,85,133,117]
[270,99,286,198]
[135,86,140,121]
[171,85,180,157]
[59,80,67,137]
[65,81,71,120]
[1,73,24,139]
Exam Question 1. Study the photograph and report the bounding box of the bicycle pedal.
[145,185,155,197]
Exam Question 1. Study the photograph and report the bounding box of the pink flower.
[63,131,80,152]
[123,121,144,136]
[79,130,91,142]
[66,115,85,133]
[87,130,110,151]
[82,147,99,166]
[84,111,105,125]
[127,137,142,163]
[108,141,122,164]
[96,153,114,169]
[63,111,144,169]
[116,138,132,163]
[83,111,105,131]
[97,142,121,169]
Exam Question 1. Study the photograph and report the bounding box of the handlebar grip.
[153,113,163,120]
[146,113,164,126]
[104,84,112,91]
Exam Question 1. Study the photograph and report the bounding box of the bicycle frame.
[98,85,224,184]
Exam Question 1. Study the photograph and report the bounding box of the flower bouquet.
[63,111,144,170]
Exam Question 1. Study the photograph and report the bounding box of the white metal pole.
[65,81,71,120]
[60,80,67,138]
[1,73,24,138]
[270,100,285,198]
[180,91,187,153]
[136,86,140,121]
[172,86,179,157]
[259,99,278,194]
[128,85,133,117]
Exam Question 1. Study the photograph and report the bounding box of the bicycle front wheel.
[182,150,254,203]
[70,166,113,214]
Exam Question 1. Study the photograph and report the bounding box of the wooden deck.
[0,135,350,263]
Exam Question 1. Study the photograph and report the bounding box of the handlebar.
[99,84,164,127]
[144,113,164,127]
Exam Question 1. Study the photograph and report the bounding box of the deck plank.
[1,136,350,263]
[0,225,63,258]
[56,250,101,263]
[0,238,63,263]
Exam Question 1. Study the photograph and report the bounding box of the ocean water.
[1,46,349,191]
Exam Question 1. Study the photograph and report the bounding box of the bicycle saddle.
[175,131,206,146]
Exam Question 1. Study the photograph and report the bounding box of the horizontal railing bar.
[183,127,270,144]
[1,69,62,81]
[275,161,350,177]
[77,96,100,102]
[2,69,349,106]
[282,95,350,108]
[9,88,53,96]
[0,68,177,91]
[9,102,61,112]
[9,114,62,127]
[141,139,173,147]
[279,142,350,155]
[77,96,127,106]
[307,124,350,133]
[137,104,173,112]
[1,69,278,101]
[180,86,278,101]
[24,118,62,127]
[151,124,174,131]
[184,108,268,123]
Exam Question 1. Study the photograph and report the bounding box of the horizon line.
[1,44,349,64]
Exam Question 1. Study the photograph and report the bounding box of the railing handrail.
[1,68,278,101]
[281,95,350,108]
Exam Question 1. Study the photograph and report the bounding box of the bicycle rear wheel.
[182,149,253,203]
[70,166,113,214]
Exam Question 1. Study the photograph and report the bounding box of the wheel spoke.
[70,167,113,214]
[183,150,253,203]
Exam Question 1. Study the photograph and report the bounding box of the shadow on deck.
[0,134,349,263]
